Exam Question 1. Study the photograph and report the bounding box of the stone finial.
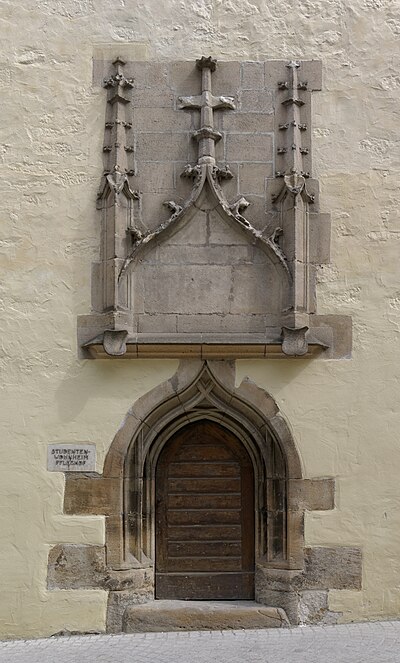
[95,58,140,315]
[276,60,309,184]
[103,57,134,91]
[196,56,217,71]
[178,55,235,166]
[102,58,135,178]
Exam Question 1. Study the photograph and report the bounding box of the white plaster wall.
[1,0,399,637]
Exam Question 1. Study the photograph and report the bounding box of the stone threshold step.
[123,600,289,633]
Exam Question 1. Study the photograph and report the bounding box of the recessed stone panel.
[142,264,233,315]
[81,57,351,360]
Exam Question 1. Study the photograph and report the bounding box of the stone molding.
[45,360,361,630]
[78,57,352,360]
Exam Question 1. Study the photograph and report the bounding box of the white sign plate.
[47,444,96,472]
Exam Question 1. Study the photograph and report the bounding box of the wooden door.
[155,420,255,600]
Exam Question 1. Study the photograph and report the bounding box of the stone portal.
[47,360,363,632]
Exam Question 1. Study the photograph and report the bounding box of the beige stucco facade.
[1,0,400,639]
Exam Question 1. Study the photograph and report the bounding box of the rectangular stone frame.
[78,57,351,360]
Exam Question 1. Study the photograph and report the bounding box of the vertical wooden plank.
[155,421,255,599]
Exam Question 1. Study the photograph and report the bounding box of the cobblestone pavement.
[1,621,400,663]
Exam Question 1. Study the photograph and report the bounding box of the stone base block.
[122,600,289,632]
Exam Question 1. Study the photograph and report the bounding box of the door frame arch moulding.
[121,359,303,574]
[50,360,362,631]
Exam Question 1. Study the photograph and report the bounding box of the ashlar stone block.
[133,107,192,133]
[223,112,274,133]
[212,61,241,97]
[47,545,106,590]
[241,61,265,90]
[166,213,208,245]
[226,132,273,162]
[134,162,174,194]
[142,264,233,315]
[208,210,249,245]
[230,263,285,315]
[136,132,190,163]
[168,61,201,96]
[303,546,362,590]
[239,163,273,195]
[240,89,274,113]
[156,244,251,266]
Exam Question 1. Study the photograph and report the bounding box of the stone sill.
[84,341,326,359]
[78,314,351,359]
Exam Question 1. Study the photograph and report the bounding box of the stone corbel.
[281,326,309,356]
[103,330,129,357]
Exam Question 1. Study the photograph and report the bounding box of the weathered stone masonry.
[48,360,361,631]
[78,58,351,360]
[47,57,359,632]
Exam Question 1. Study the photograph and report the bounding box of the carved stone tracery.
[78,57,351,360]
[117,56,289,285]
[94,58,140,317]
[271,61,316,339]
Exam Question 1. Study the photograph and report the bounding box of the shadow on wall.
[236,358,321,397]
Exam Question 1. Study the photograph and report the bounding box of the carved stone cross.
[178,56,235,166]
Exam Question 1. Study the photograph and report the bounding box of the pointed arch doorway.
[61,361,338,631]
[155,420,255,600]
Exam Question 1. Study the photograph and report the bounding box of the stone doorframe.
[51,360,362,631]
[124,360,302,573]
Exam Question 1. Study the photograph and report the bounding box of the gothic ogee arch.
[59,360,343,629]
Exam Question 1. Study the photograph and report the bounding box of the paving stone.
[1,621,400,663]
